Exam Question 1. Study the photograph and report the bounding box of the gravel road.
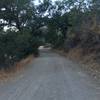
[0,49,100,100]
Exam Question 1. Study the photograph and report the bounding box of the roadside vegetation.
[0,0,100,74]
[0,0,43,69]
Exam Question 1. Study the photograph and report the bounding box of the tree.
[0,0,33,31]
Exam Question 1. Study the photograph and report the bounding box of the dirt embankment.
[0,55,34,83]
[55,47,100,80]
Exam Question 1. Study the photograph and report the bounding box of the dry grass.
[13,55,34,72]
[66,48,83,61]
[0,55,34,83]
[55,48,100,80]
[67,48,100,79]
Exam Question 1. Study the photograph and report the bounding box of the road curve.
[0,49,100,100]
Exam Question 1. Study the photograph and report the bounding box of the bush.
[0,30,39,69]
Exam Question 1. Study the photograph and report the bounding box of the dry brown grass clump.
[0,55,34,83]
[66,47,100,79]
[55,47,100,80]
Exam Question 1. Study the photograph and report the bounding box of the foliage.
[0,0,100,69]
[0,0,33,31]
[44,0,100,51]
[0,30,40,69]
[0,0,44,69]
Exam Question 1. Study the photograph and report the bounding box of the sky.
[34,0,61,5]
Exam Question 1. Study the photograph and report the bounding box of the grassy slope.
[55,47,100,80]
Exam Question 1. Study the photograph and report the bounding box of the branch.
[0,23,16,27]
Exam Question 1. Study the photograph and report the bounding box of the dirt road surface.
[0,49,100,100]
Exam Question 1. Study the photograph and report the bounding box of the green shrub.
[0,30,39,69]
